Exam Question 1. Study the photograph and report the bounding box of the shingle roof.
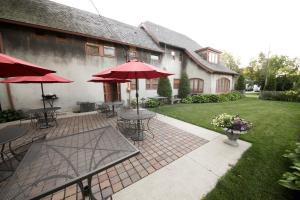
[141,21,238,75]
[0,0,162,52]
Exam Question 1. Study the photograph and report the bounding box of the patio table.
[119,110,155,141]
[0,126,28,162]
[103,101,124,117]
[0,126,139,200]
[26,107,61,128]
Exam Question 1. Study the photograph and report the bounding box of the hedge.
[0,109,23,123]
[259,91,300,102]
[181,91,244,104]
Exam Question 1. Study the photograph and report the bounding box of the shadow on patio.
[0,112,207,200]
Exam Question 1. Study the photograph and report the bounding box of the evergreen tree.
[235,74,246,91]
[178,72,190,98]
[157,77,172,99]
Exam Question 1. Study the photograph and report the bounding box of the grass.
[154,97,300,200]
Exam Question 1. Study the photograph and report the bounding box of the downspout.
[0,32,15,110]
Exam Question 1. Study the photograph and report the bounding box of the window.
[103,46,115,57]
[216,78,230,93]
[86,43,100,56]
[208,52,219,64]
[128,51,137,60]
[150,55,160,66]
[173,79,180,89]
[146,79,159,90]
[190,78,204,93]
[130,79,136,90]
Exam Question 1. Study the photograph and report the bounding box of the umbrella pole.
[135,78,139,115]
[41,83,49,127]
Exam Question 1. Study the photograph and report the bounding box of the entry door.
[103,83,121,102]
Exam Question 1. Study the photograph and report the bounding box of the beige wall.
[185,59,212,93]
[211,74,234,93]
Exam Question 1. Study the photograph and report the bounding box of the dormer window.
[208,52,219,64]
[195,47,221,64]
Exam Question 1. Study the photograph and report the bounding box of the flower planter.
[223,128,245,147]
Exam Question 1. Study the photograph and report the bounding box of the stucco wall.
[0,24,155,111]
[185,59,212,94]
[211,74,234,93]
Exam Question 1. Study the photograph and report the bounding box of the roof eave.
[0,18,164,53]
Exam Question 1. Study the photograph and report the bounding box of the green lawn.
[155,97,300,200]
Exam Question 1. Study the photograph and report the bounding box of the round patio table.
[119,110,156,141]
[103,101,124,117]
[0,126,27,162]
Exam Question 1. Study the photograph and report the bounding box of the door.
[103,83,121,102]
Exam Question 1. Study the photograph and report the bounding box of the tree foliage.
[178,72,190,98]
[221,52,241,72]
[241,52,300,91]
[157,77,172,99]
[235,74,246,91]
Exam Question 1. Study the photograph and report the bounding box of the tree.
[220,51,241,72]
[243,52,300,91]
[178,72,190,98]
[235,74,245,91]
[157,77,172,99]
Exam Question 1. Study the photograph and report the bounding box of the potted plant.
[212,113,252,146]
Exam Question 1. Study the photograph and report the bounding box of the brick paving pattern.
[0,113,208,200]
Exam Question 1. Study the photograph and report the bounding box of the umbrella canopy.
[88,77,131,83]
[0,73,72,128]
[0,53,55,78]
[93,60,173,115]
[93,60,173,79]
[0,73,72,83]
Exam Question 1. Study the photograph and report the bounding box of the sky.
[51,0,300,66]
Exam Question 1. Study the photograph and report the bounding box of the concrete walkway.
[113,114,251,200]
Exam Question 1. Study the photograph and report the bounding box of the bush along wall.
[259,90,300,102]
[0,109,23,123]
[181,91,244,104]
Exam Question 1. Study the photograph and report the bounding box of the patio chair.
[35,110,58,129]
[116,108,137,139]
[97,103,113,118]
[0,132,47,183]
[19,109,37,127]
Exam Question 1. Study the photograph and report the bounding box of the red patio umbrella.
[88,77,131,83]
[0,53,55,78]
[93,60,173,114]
[1,73,73,128]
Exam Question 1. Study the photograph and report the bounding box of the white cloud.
[51,0,300,66]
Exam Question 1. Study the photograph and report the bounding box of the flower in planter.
[212,113,252,132]
[212,113,252,146]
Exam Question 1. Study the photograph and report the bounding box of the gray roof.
[141,21,238,75]
[0,0,162,52]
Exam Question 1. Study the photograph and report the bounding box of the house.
[0,0,237,112]
[140,21,238,95]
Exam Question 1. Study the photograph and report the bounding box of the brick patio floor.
[0,113,208,200]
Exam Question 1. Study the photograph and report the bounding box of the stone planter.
[223,128,245,147]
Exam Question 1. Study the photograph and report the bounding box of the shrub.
[191,95,209,103]
[206,94,220,103]
[181,92,244,104]
[235,74,246,91]
[178,72,190,98]
[278,143,300,191]
[181,96,193,104]
[219,94,230,102]
[0,109,23,123]
[145,99,160,108]
[157,77,172,99]
[259,90,300,102]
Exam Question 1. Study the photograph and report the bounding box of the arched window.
[190,78,204,93]
[216,78,230,93]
